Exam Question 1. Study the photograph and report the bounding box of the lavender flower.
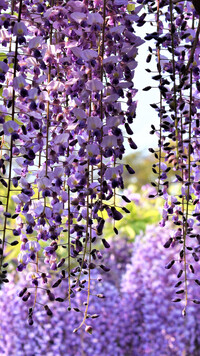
[122,224,200,356]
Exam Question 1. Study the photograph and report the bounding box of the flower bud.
[85,325,93,334]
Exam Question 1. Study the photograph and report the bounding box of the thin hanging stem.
[156,0,163,195]
[99,0,106,210]
[182,69,193,316]
[169,0,179,156]
[0,0,23,271]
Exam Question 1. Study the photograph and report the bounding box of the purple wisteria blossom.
[0,271,132,356]
[1,0,200,337]
[134,0,200,307]
[2,225,200,355]
[0,0,142,330]
[123,224,200,355]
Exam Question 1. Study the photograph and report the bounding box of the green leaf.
[0,53,7,61]
[127,3,135,12]
[4,115,12,121]
[4,115,23,126]
[14,118,23,125]
[5,242,21,262]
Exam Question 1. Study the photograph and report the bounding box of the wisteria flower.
[25,241,41,253]
[13,75,27,89]
[37,177,51,191]
[0,60,8,73]
[0,0,144,334]
[81,49,98,61]
[73,108,87,119]
[28,36,44,49]
[87,143,100,157]
[54,133,69,145]
[47,80,65,92]
[87,116,103,130]
[86,79,104,92]
[26,271,40,281]
[70,12,87,24]
[0,104,7,116]
[3,120,19,135]
[114,0,128,6]
[18,251,30,265]
[87,13,103,25]
[13,21,28,36]
[105,165,123,180]
[102,135,118,148]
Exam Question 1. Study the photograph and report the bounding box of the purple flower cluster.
[0,271,133,356]
[99,235,133,288]
[1,0,200,338]
[1,224,200,355]
[132,0,200,306]
[123,224,200,356]
[0,0,143,326]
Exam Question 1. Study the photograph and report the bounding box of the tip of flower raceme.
[85,325,93,334]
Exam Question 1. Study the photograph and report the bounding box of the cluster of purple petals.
[1,0,200,347]
[0,0,143,321]
[0,272,135,356]
[98,235,133,287]
[122,224,200,356]
[1,224,200,355]
[132,0,200,304]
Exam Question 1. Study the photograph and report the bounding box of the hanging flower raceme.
[0,269,132,356]
[136,0,200,312]
[0,0,143,330]
[2,225,200,355]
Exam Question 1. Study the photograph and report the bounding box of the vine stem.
[43,2,53,215]
[99,0,106,211]
[182,69,193,316]
[75,179,91,332]
[169,0,179,157]
[0,0,23,271]
[184,18,200,74]
[67,175,71,308]
[35,0,54,309]
[75,7,96,329]
[156,0,163,196]
[181,11,198,316]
